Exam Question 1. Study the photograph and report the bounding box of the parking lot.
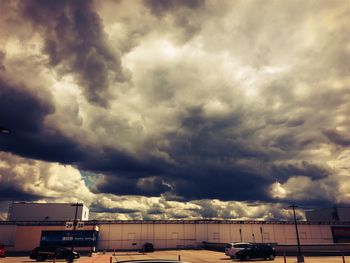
[0,250,349,263]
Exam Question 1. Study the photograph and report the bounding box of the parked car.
[141,242,154,252]
[0,244,5,257]
[235,243,275,261]
[224,242,251,258]
[30,246,80,262]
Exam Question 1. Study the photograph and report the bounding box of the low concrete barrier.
[202,241,350,256]
[274,244,350,256]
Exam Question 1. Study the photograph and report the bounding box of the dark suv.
[30,246,80,262]
[235,244,275,261]
[141,242,154,252]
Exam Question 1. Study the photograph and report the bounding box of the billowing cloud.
[0,152,94,211]
[0,0,349,220]
[18,0,128,107]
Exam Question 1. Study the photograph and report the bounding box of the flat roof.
[0,219,350,226]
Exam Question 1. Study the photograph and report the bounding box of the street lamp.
[289,204,304,263]
[71,203,83,251]
[0,127,10,134]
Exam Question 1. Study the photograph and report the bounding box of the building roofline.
[1,219,350,226]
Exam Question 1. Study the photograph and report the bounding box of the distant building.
[305,207,350,222]
[0,219,350,252]
[8,202,89,221]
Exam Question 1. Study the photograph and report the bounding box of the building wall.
[97,222,334,251]
[338,208,350,221]
[0,224,16,247]
[8,203,89,221]
[305,207,350,222]
[306,208,337,221]
[0,221,337,252]
[14,225,64,251]
[0,224,96,252]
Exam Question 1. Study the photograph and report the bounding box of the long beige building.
[1,220,349,252]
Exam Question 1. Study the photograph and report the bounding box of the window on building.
[263,232,270,241]
[128,233,136,240]
[213,232,219,240]
[301,232,307,239]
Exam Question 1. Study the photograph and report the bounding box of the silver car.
[225,242,252,258]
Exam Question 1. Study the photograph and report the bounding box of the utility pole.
[71,203,83,251]
[289,204,304,263]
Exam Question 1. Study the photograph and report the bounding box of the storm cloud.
[18,0,128,107]
[0,0,349,220]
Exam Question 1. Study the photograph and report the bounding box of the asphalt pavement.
[0,250,349,263]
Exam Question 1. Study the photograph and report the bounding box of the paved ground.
[0,250,349,263]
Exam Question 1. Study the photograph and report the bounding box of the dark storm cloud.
[144,0,204,17]
[0,78,170,175]
[93,112,274,200]
[323,129,350,147]
[0,185,43,201]
[271,161,329,181]
[0,79,151,170]
[141,102,337,202]
[171,165,270,201]
[82,147,167,176]
[18,0,127,107]
[0,80,173,198]
[144,0,205,43]
[116,107,275,201]
[173,107,268,160]
[281,196,335,208]
[96,176,172,197]
[147,205,165,215]
[0,78,53,133]
[90,205,139,214]
[83,93,333,203]
[81,104,270,201]
[0,78,85,163]
[286,118,304,127]
[0,0,349,219]
[193,200,218,218]
[0,51,5,71]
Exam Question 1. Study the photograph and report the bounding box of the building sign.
[65,221,84,229]
[41,230,99,248]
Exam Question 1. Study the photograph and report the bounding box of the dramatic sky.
[0,0,349,221]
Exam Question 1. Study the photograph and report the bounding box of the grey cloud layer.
[0,0,349,219]
[19,0,128,107]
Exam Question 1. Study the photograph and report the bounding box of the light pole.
[71,203,83,251]
[289,204,304,263]
[0,127,10,134]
